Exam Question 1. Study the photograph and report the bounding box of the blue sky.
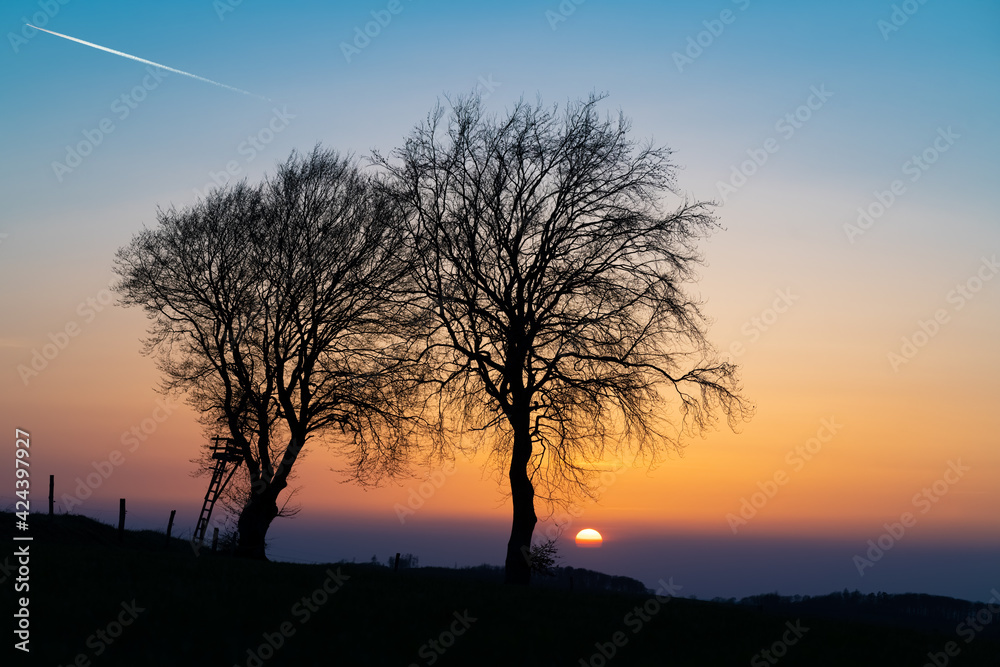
[2,0,998,601]
[3,1,997,211]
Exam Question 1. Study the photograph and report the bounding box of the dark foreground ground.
[3,513,998,666]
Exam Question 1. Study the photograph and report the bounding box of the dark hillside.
[4,513,997,666]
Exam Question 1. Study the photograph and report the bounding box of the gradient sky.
[2,0,998,601]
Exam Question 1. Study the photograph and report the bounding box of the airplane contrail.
[26,24,269,101]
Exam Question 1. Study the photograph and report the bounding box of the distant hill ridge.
[4,510,998,665]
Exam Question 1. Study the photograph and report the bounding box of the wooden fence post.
[165,510,176,548]
[48,475,54,516]
[118,498,125,542]
[394,552,401,572]
[211,527,219,553]
[118,499,126,542]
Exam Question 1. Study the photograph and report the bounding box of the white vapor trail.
[26,24,269,101]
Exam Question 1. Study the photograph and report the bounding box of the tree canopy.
[115,147,422,557]
[376,93,750,583]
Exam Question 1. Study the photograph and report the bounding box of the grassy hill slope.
[4,513,997,666]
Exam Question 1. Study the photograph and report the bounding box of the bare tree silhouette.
[115,147,421,558]
[376,93,750,584]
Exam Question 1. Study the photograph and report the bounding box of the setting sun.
[575,529,603,548]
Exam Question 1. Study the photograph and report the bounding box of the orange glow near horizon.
[5,351,998,549]
[1,233,998,551]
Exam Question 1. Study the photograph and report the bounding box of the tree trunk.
[504,410,537,585]
[235,483,281,559]
[234,433,301,560]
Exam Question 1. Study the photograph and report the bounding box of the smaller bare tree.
[528,538,560,577]
[116,147,424,558]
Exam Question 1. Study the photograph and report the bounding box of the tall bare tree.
[377,94,750,584]
[115,147,420,558]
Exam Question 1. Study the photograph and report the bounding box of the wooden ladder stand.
[194,436,243,545]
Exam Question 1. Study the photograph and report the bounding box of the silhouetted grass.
[4,512,997,666]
